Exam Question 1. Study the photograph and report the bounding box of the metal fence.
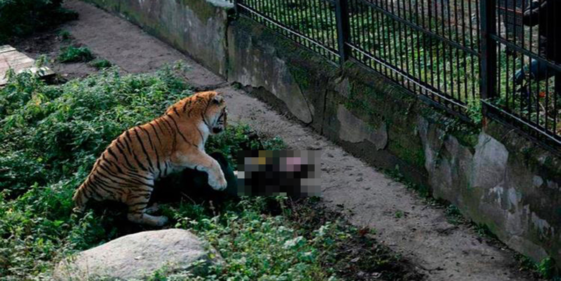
[237,0,340,62]
[344,0,481,117]
[232,0,561,148]
[481,0,561,146]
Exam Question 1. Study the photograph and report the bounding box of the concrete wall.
[85,0,233,77]
[86,0,561,268]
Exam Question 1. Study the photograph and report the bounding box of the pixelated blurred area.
[236,150,321,198]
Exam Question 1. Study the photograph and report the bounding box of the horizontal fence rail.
[229,0,561,150]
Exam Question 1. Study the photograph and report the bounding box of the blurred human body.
[514,0,560,97]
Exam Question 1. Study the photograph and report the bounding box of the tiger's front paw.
[209,174,227,191]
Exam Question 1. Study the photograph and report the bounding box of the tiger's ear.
[212,94,224,105]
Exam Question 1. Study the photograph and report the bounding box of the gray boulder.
[53,229,222,280]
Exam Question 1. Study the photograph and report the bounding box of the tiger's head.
[203,91,228,135]
[167,91,228,135]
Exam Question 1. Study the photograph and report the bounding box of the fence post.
[335,0,350,66]
[479,0,497,127]
[233,0,239,15]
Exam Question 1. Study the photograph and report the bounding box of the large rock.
[53,229,222,280]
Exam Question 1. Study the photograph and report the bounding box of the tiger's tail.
[72,181,90,213]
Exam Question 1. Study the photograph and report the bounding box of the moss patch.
[179,0,223,22]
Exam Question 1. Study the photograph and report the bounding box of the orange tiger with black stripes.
[73,91,228,226]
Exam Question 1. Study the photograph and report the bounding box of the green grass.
[0,65,292,279]
[58,29,72,41]
[58,46,95,63]
[0,65,192,278]
[517,255,559,280]
[162,197,336,280]
[89,58,113,69]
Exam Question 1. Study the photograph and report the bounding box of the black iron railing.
[344,0,481,117]
[237,0,340,63]
[230,0,561,148]
[482,0,561,146]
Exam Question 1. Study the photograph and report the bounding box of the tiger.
[72,91,228,226]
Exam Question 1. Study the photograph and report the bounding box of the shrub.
[89,58,112,69]
[58,29,72,41]
[58,46,94,63]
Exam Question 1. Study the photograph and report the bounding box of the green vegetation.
[444,205,464,225]
[517,255,560,280]
[89,58,113,69]
[156,197,416,280]
[0,66,418,280]
[58,45,95,63]
[0,0,77,43]
[206,124,285,166]
[0,65,192,278]
[58,29,72,41]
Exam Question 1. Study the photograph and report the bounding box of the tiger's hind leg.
[145,203,160,214]
[125,188,168,227]
[127,202,169,227]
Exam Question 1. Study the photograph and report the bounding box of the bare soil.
[15,1,542,280]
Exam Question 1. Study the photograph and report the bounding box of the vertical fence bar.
[479,0,497,126]
[335,0,350,66]
[233,0,239,15]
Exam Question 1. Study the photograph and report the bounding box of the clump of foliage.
[58,29,72,41]
[89,58,112,69]
[0,0,77,43]
[517,255,559,280]
[466,99,483,126]
[58,45,95,63]
[150,196,421,281]
[161,197,336,280]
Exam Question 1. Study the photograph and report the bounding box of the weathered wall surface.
[84,0,233,77]
[84,0,561,268]
[226,18,336,128]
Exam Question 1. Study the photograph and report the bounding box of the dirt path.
[22,1,536,280]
